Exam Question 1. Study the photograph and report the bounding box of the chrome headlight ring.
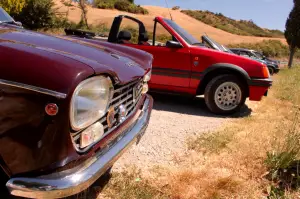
[70,76,113,131]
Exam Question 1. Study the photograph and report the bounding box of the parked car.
[0,8,153,198]
[65,15,272,114]
[230,48,280,75]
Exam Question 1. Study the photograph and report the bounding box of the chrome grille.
[71,78,144,152]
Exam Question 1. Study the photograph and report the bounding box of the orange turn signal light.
[262,65,270,78]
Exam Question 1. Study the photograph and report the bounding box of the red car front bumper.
[248,77,272,101]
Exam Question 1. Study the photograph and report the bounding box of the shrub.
[114,0,148,14]
[172,6,180,10]
[93,0,148,14]
[114,0,130,11]
[0,0,25,16]
[94,0,114,9]
[14,0,55,30]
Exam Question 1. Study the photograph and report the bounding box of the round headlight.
[70,76,113,130]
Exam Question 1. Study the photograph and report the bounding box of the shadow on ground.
[150,92,252,118]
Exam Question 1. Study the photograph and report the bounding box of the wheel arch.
[197,63,250,96]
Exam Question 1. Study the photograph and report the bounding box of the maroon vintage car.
[0,8,153,198]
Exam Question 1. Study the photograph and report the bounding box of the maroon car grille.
[71,78,144,153]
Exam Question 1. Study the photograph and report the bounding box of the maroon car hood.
[0,27,152,86]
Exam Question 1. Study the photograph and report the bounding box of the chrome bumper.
[6,94,153,199]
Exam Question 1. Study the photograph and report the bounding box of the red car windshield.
[163,18,200,45]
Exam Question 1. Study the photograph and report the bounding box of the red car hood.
[0,27,152,86]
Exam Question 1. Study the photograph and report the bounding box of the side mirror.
[166,41,182,48]
[15,21,22,27]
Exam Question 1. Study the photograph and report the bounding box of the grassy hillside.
[181,10,284,38]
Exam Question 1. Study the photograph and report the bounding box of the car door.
[122,21,191,88]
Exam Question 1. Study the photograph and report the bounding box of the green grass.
[181,10,284,38]
[275,67,300,103]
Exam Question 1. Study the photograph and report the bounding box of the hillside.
[54,1,287,45]
[181,10,284,38]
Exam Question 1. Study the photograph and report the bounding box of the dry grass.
[96,66,300,199]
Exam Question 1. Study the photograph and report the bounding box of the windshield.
[163,18,200,45]
[0,7,14,23]
[202,35,233,53]
[252,51,265,59]
[221,45,234,53]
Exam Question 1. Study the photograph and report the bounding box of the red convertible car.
[0,8,153,198]
[66,15,272,114]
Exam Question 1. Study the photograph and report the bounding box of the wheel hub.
[214,82,242,111]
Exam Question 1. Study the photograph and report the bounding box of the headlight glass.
[70,76,113,130]
[143,69,152,82]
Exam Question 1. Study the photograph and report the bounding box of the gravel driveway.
[113,93,250,174]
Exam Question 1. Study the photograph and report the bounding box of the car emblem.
[107,106,116,128]
[126,61,138,67]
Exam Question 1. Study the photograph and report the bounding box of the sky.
[135,0,294,31]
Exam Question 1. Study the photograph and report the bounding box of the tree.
[285,0,300,68]
[74,0,89,29]
[0,0,26,16]
[15,0,55,30]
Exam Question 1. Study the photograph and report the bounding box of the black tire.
[204,74,247,114]
[268,67,274,75]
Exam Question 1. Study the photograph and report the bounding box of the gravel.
[112,93,235,174]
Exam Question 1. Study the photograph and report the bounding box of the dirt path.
[112,94,252,175]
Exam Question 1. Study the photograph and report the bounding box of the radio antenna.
[164,0,173,21]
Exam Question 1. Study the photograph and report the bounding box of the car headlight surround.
[143,69,152,82]
[70,76,113,131]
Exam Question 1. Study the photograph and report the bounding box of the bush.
[0,0,25,16]
[14,0,56,30]
[114,0,148,14]
[95,0,114,9]
[172,6,180,10]
[113,0,130,10]
[93,0,148,14]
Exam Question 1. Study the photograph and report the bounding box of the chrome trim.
[0,79,67,99]
[6,94,153,199]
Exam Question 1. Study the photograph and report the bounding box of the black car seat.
[117,30,132,44]
[138,33,150,45]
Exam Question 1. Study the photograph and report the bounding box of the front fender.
[0,84,73,176]
[202,63,251,82]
